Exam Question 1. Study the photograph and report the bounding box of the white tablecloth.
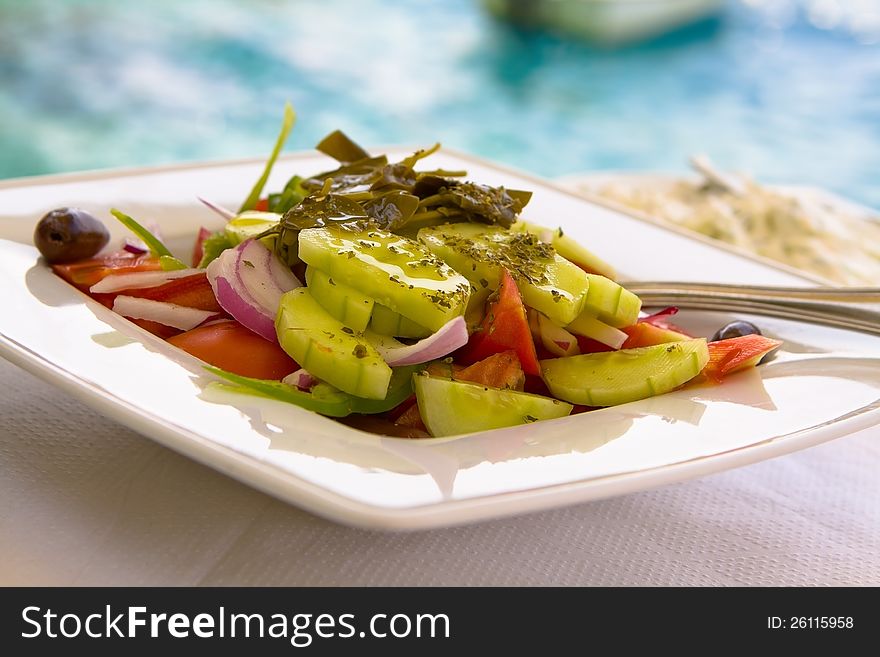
[1,357,877,586]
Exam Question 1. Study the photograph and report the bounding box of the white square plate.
[2,150,879,530]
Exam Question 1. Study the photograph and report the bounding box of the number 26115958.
[768,617,853,629]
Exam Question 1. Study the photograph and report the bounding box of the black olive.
[710,320,762,342]
[711,319,778,364]
[34,207,110,263]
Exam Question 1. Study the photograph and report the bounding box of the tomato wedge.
[52,252,162,289]
[575,335,615,354]
[167,320,298,380]
[456,269,541,376]
[702,334,782,381]
[621,321,691,349]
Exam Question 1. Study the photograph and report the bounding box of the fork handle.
[622,282,880,337]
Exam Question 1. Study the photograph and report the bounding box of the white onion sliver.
[566,313,627,350]
[373,316,468,366]
[538,313,581,357]
[112,296,217,331]
[198,196,236,220]
[90,268,204,293]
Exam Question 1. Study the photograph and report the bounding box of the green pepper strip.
[204,364,419,417]
[110,208,188,269]
[239,102,296,213]
[159,255,188,271]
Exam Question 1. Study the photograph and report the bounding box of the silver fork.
[621,282,880,337]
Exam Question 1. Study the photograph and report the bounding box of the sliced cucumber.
[511,221,617,280]
[276,288,391,399]
[418,223,589,326]
[225,211,281,245]
[370,303,431,338]
[413,373,573,437]
[298,226,470,332]
[540,338,709,407]
[581,273,642,328]
[305,266,375,333]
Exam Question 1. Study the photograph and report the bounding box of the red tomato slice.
[191,226,213,267]
[52,253,162,289]
[167,321,298,380]
[575,335,615,354]
[456,269,541,376]
[703,334,782,381]
[129,318,183,340]
[254,198,270,211]
[621,321,691,349]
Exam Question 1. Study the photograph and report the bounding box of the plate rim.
[3,330,879,531]
[3,150,879,530]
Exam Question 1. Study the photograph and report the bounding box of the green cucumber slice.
[305,266,375,333]
[417,223,589,325]
[298,226,471,332]
[276,287,391,399]
[413,373,573,437]
[540,338,709,407]
[511,221,617,279]
[225,211,281,245]
[581,273,642,328]
[370,304,431,338]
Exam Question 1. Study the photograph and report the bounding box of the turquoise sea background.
[1,0,878,207]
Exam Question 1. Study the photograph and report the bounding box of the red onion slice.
[122,237,148,254]
[371,316,468,366]
[282,368,318,391]
[90,268,204,293]
[113,296,219,331]
[198,196,236,221]
[206,239,301,342]
[236,239,301,312]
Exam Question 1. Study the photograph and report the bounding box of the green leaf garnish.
[239,102,296,213]
[110,208,175,258]
[197,231,234,268]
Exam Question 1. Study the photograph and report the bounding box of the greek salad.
[34,105,781,438]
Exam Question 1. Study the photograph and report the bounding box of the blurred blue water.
[1,0,878,207]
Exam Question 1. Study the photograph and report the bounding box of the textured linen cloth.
[1,357,877,586]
